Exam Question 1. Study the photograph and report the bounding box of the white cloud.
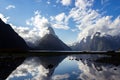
[24,10,55,45]
[61,0,71,6]
[11,11,55,46]
[55,13,65,22]
[26,11,50,37]
[6,5,15,10]
[77,14,120,42]
[67,0,120,42]
[11,24,41,46]
[0,13,9,23]
[50,12,70,30]
[47,0,50,4]
[52,23,69,30]
[52,74,70,80]
[75,0,94,10]
[71,28,78,32]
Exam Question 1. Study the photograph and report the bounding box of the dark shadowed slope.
[0,57,25,80]
[0,19,28,52]
[34,33,71,51]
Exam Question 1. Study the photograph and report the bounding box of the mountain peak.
[71,32,120,51]
[48,27,55,35]
[33,33,71,51]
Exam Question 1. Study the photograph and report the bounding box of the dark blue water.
[5,54,120,80]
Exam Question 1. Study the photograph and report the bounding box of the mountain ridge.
[31,33,71,51]
[71,32,120,51]
[0,18,28,52]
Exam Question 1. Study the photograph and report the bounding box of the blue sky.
[0,0,120,44]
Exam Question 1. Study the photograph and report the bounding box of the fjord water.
[3,54,120,80]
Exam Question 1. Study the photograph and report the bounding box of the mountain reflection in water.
[4,54,120,80]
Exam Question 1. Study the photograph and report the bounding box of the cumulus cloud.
[11,24,41,46]
[75,0,94,10]
[55,13,65,22]
[7,11,56,47]
[67,0,120,42]
[1,11,67,46]
[50,12,70,30]
[26,11,51,37]
[6,5,15,10]
[11,10,56,46]
[61,0,71,6]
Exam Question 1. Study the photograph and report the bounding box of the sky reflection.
[7,54,120,80]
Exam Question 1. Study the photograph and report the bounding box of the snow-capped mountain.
[71,32,120,51]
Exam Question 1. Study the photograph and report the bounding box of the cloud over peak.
[8,11,56,46]
[26,11,50,37]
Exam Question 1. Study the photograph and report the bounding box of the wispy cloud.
[101,0,109,5]
[6,5,15,10]
[60,0,72,6]
[52,73,70,80]
[35,0,41,3]
[100,0,110,12]
[47,0,50,4]
[0,13,9,23]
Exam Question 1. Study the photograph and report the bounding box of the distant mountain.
[71,32,120,51]
[31,27,71,51]
[0,19,28,52]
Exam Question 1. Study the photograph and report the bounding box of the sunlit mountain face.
[0,0,120,49]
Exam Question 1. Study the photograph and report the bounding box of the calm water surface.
[4,54,120,80]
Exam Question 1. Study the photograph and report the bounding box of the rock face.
[0,19,28,52]
[71,32,120,51]
[34,34,71,51]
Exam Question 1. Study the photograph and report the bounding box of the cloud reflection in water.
[7,54,120,80]
[7,56,66,80]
